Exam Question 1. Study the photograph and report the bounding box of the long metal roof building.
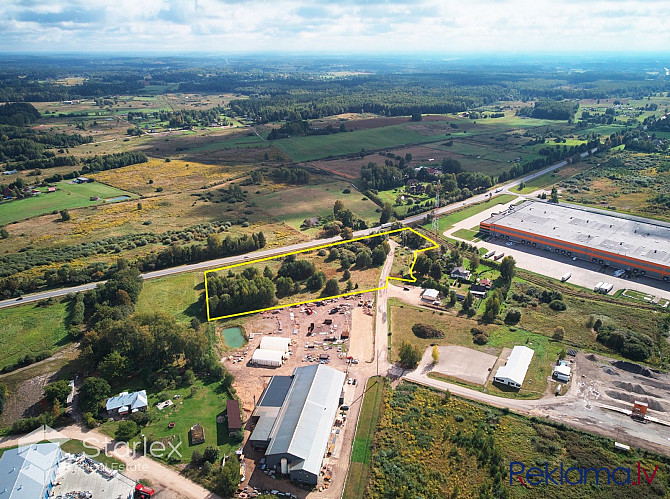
[249,364,345,485]
[493,345,534,389]
[0,443,62,499]
[481,200,670,280]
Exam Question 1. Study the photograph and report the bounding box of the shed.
[227,399,242,436]
[553,364,571,382]
[493,346,534,389]
[421,288,439,301]
[260,336,291,354]
[252,349,284,367]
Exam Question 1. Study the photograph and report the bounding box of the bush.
[412,323,445,339]
[504,309,521,325]
[115,420,139,441]
[191,450,203,466]
[130,411,152,426]
[549,300,567,311]
[553,326,565,341]
[203,445,220,463]
[473,333,489,345]
[83,412,98,428]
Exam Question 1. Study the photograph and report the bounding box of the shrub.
[203,445,220,463]
[473,333,489,345]
[191,450,203,466]
[412,323,445,339]
[115,420,139,441]
[553,326,565,341]
[549,300,567,311]
[504,309,521,325]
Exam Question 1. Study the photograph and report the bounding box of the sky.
[1,0,668,54]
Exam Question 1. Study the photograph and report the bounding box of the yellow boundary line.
[204,227,438,321]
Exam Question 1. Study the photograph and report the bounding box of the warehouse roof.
[495,345,534,386]
[265,364,346,477]
[250,376,294,444]
[0,443,61,499]
[260,336,291,352]
[483,201,670,267]
[251,349,284,365]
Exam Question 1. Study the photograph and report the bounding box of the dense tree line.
[518,98,579,121]
[0,103,40,126]
[267,117,343,140]
[206,273,277,318]
[271,166,310,184]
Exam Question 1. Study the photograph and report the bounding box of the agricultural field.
[365,383,670,498]
[559,152,670,222]
[0,181,135,225]
[0,300,71,371]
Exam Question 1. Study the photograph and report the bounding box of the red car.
[135,484,155,498]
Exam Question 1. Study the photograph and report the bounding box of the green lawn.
[451,228,480,240]
[61,439,126,470]
[423,193,518,233]
[101,378,235,465]
[136,273,202,324]
[274,125,445,162]
[344,377,386,499]
[0,300,71,370]
[0,181,136,225]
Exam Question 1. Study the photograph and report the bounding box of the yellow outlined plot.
[204,227,438,321]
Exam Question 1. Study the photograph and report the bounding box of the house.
[469,284,488,298]
[75,176,91,184]
[493,346,534,389]
[190,423,205,445]
[46,187,57,193]
[302,217,319,228]
[553,364,571,382]
[479,278,492,289]
[421,288,440,302]
[105,390,148,416]
[0,443,63,499]
[226,399,242,436]
[450,267,471,281]
[405,179,425,195]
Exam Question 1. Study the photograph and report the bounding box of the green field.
[423,193,518,233]
[61,439,126,470]
[136,273,202,324]
[0,181,136,225]
[0,300,71,370]
[254,181,379,231]
[101,378,235,465]
[274,125,445,162]
[343,377,386,499]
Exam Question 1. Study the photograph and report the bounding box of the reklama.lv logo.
[510,461,660,486]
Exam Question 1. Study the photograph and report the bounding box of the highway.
[0,151,593,310]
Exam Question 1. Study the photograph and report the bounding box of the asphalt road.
[0,150,596,310]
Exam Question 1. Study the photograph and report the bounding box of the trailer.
[594,281,604,292]
[493,252,505,261]
[484,250,496,259]
[600,282,614,294]
[561,272,571,282]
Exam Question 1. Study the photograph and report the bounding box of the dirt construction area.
[430,346,498,385]
[221,292,376,498]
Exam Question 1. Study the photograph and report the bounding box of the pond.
[222,326,245,348]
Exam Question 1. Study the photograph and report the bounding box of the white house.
[421,289,439,302]
[553,364,571,382]
[493,346,534,389]
[106,390,148,416]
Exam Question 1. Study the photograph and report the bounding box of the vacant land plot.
[0,181,135,225]
[0,301,71,370]
[422,193,517,233]
[274,124,445,162]
[136,273,203,324]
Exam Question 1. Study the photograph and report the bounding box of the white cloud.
[0,0,667,53]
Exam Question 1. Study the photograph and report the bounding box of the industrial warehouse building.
[493,345,534,388]
[251,349,285,367]
[260,336,291,353]
[480,201,670,281]
[248,364,346,485]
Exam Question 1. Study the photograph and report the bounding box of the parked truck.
[594,281,604,292]
[561,272,571,282]
[493,252,505,261]
[600,282,614,294]
[484,250,496,259]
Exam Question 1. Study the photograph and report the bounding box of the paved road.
[0,149,597,311]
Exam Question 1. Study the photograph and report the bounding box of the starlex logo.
[510,461,660,486]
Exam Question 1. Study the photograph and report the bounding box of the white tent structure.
[260,336,291,354]
[252,349,284,367]
[493,345,534,388]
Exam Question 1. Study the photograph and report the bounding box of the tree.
[99,351,128,382]
[324,278,340,296]
[398,341,421,369]
[469,253,480,272]
[191,450,203,466]
[429,261,443,281]
[504,309,521,325]
[462,292,474,312]
[79,377,111,413]
[263,266,274,279]
[356,250,372,268]
[449,290,457,306]
[550,185,559,203]
[306,271,326,291]
[59,209,71,221]
[553,326,565,341]
[115,420,139,441]
[343,269,351,280]
[275,276,294,297]
[371,246,387,266]
[431,345,439,364]
[0,227,8,239]
[44,380,71,405]
[341,227,353,240]
[593,318,603,332]
[333,199,345,217]
[482,296,500,323]
[216,455,241,496]
[203,445,220,463]
[380,203,393,224]
[499,255,516,283]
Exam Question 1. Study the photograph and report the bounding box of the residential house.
[450,267,471,281]
[105,390,148,416]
